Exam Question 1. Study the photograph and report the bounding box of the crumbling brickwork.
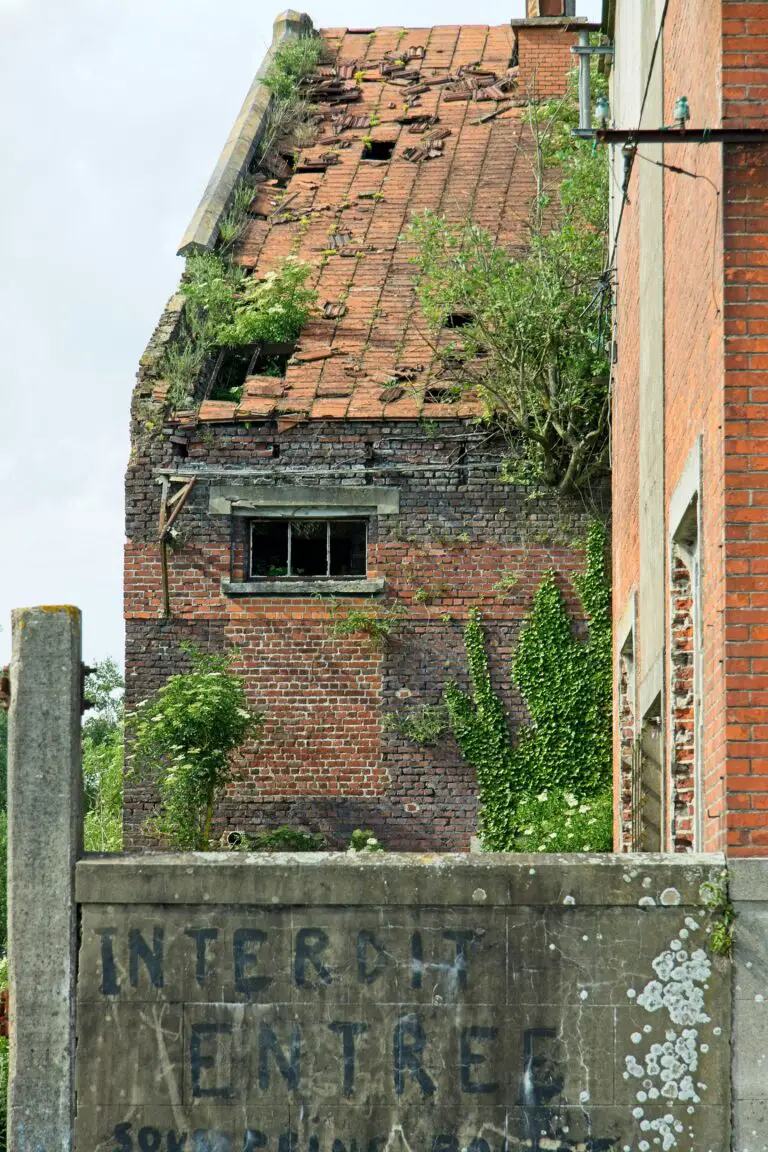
[669,551,696,853]
[617,654,635,852]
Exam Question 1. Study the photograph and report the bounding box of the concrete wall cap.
[76,852,727,908]
[177,11,315,256]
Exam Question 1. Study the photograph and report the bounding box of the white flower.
[565,793,578,808]
[536,790,548,802]
[579,804,590,814]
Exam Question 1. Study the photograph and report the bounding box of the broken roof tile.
[194,20,562,425]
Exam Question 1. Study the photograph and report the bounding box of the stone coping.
[76,852,726,908]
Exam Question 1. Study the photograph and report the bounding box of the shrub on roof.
[409,65,610,496]
[216,257,316,347]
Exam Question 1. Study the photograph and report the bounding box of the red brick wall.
[718,2,768,852]
[613,0,768,852]
[125,420,599,851]
[722,143,768,852]
[663,0,727,853]
[516,26,578,97]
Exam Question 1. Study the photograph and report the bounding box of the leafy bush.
[0,1033,7,1152]
[383,704,449,746]
[82,660,124,853]
[248,826,325,852]
[83,734,123,852]
[129,649,262,850]
[348,829,383,853]
[0,814,5,953]
[216,258,315,347]
[446,522,612,850]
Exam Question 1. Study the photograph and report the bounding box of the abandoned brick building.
[610,0,768,855]
[125,3,598,850]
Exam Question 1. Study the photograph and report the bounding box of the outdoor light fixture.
[674,96,691,129]
[595,95,610,128]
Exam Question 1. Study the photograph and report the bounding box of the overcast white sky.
[0,0,602,667]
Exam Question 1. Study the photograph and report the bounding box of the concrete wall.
[731,859,768,1151]
[73,853,731,1152]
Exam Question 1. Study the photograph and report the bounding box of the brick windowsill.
[222,578,385,597]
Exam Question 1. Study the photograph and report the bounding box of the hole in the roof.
[424,387,457,404]
[444,312,473,329]
[362,139,396,162]
[208,343,295,401]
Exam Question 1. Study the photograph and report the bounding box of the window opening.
[362,140,396,161]
[639,698,663,852]
[249,519,367,580]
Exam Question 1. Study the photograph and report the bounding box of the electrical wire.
[602,0,671,280]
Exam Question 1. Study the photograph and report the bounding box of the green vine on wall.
[445,521,613,851]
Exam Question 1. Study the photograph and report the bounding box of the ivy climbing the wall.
[445,522,612,851]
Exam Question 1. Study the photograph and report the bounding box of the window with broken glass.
[249,519,367,579]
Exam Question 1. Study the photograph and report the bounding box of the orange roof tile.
[196,22,571,424]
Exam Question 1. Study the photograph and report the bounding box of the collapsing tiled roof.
[181,21,572,425]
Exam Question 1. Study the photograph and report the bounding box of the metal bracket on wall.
[157,476,197,617]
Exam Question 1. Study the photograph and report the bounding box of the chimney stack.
[526,0,575,16]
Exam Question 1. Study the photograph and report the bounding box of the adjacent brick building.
[609,0,768,854]
[125,4,597,850]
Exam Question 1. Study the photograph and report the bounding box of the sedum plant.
[129,649,262,851]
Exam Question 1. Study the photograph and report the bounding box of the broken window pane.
[250,521,289,577]
[290,520,327,577]
[248,518,368,579]
[330,520,367,576]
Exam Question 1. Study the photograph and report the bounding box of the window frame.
[248,516,369,581]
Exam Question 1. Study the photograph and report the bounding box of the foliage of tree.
[409,68,610,494]
[0,711,6,815]
[445,522,612,851]
[83,659,124,853]
[129,650,262,851]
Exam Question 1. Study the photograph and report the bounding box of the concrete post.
[8,606,83,1151]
